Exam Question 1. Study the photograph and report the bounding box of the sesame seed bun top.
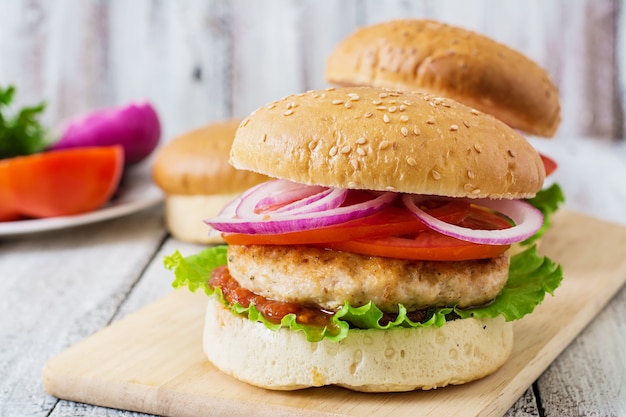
[230,87,545,199]
[325,19,561,138]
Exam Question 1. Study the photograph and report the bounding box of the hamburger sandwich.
[165,86,562,391]
[152,120,268,243]
[326,19,565,249]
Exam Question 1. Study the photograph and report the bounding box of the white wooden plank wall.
[0,0,623,143]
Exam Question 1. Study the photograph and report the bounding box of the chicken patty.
[227,245,509,312]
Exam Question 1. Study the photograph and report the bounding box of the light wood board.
[42,209,626,417]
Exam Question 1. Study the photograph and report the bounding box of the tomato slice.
[540,153,558,176]
[322,203,511,261]
[222,200,470,245]
[224,197,513,262]
[323,232,509,261]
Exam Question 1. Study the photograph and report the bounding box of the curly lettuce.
[164,244,562,342]
[522,183,565,245]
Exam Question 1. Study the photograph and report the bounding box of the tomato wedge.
[222,200,470,245]
[540,153,558,176]
[0,145,124,220]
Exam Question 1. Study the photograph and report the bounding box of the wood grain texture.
[0,0,623,142]
[0,207,166,417]
[41,210,626,417]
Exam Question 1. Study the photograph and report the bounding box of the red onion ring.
[255,180,327,213]
[206,180,396,235]
[402,194,544,245]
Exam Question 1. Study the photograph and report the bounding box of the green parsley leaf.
[0,85,49,159]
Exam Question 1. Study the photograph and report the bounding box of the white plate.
[0,166,163,237]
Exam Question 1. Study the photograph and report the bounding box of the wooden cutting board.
[42,209,626,417]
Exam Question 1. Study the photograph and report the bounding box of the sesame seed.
[241,117,250,127]
[508,149,516,157]
[356,147,366,156]
[332,99,344,105]
[364,112,373,118]
[401,127,409,137]
[450,124,459,131]
[348,93,360,101]
[399,104,407,112]
[329,146,338,157]
[413,126,421,136]
[473,144,482,153]
[389,99,397,104]
[431,170,441,180]
[400,115,409,122]
[348,181,358,188]
[326,87,336,91]
[372,99,383,105]
[385,186,396,191]
[470,109,481,115]
[283,109,294,116]
[426,118,435,124]
[379,92,389,98]
[312,93,320,99]
[383,114,390,123]
[350,159,359,170]
[467,169,475,179]
[266,103,276,110]
[472,189,481,195]
[341,145,351,154]
[345,101,352,109]
[262,133,267,142]
[463,120,470,128]
[308,140,318,150]
[379,141,390,150]
[407,157,418,167]
[403,100,412,106]
[388,106,397,113]
[356,137,367,145]
[464,183,474,192]
[376,106,387,111]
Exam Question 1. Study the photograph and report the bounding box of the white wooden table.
[1,136,625,417]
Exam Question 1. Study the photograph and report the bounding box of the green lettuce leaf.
[522,183,565,245]
[164,244,562,342]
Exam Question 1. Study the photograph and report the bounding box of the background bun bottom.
[165,194,239,244]
[203,297,514,392]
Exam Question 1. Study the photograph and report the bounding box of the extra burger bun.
[152,120,268,243]
[204,297,514,391]
[325,19,561,137]
[231,87,545,199]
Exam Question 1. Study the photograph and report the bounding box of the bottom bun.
[165,194,237,244]
[203,297,514,392]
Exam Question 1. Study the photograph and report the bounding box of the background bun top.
[152,119,268,196]
[231,87,545,199]
[326,19,561,138]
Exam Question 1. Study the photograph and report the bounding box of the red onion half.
[402,194,544,245]
[206,180,397,234]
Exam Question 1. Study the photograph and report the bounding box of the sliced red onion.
[235,180,345,218]
[402,194,544,245]
[206,181,396,235]
[255,180,326,212]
